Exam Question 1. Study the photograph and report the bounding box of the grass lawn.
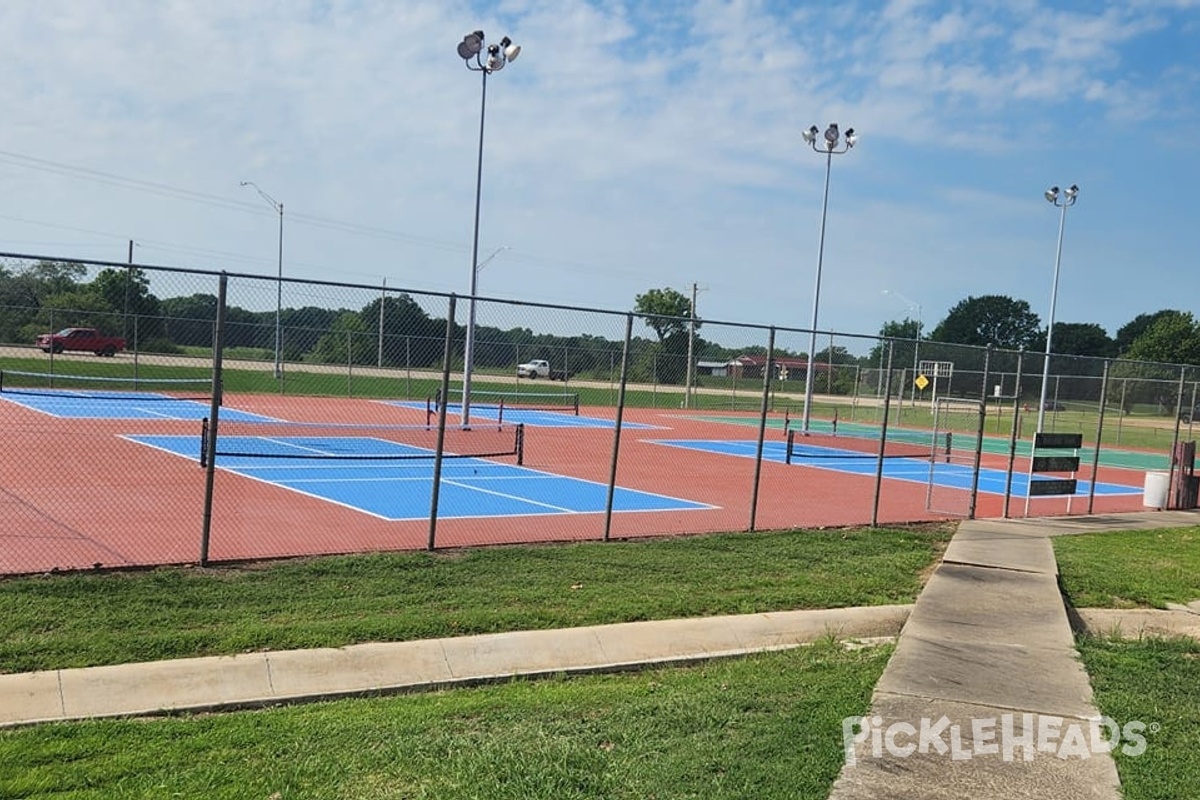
[1056,528,1200,798]
[1052,527,1200,608]
[0,526,948,673]
[1076,636,1200,800]
[0,642,888,800]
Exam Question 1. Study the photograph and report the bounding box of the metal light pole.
[458,30,519,427]
[800,123,857,433]
[883,288,922,405]
[240,181,284,379]
[1037,184,1079,433]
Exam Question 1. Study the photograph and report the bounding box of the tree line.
[3,263,1198,402]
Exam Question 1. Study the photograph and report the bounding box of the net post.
[786,428,795,465]
[832,408,838,436]
[498,398,505,431]
[516,423,525,466]
[200,417,209,468]
[783,409,790,437]
[425,397,432,431]
[944,432,952,463]
[573,393,580,416]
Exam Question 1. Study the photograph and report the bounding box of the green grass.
[1076,636,1200,800]
[1053,527,1200,608]
[0,527,947,674]
[0,642,887,799]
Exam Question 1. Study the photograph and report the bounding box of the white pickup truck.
[516,359,570,380]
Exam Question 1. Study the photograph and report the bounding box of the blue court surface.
[0,388,273,422]
[390,400,658,429]
[648,439,1142,498]
[125,434,713,520]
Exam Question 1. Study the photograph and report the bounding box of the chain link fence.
[1,252,1196,574]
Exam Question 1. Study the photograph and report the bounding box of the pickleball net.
[435,388,580,415]
[0,369,213,402]
[785,426,951,464]
[200,418,525,467]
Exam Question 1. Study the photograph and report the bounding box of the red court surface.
[0,393,1151,576]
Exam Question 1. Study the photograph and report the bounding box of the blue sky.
[1,0,1197,352]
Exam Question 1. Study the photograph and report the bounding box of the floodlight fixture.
[459,29,519,74]
[824,123,839,147]
[798,121,858,432]
[1037,182,1081,433]
[500,36,521,61]
[458,30,484,59]
[458,29,520,425]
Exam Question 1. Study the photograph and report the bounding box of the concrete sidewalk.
[829,509,1200,800]
[0,604,910,727]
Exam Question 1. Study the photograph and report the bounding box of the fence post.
[1167,366,1187,508]
[748,327,776,532]
[1002,349,1025,518]
[1088,359,1111,514]
[871,341,895,526]
[603,314,634,542]
[199,273,229,566]
[427,296,457,550]
[968,346,992,519]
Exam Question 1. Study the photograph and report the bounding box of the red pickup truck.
[35,327,126,356]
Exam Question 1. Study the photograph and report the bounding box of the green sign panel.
[1031,456,1081,473]
[1034,433,1083,449]
[1028,478,1078,496]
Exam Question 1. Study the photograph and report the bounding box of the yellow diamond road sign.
[915,374,930,390]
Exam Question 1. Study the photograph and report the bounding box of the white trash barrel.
[1143,471,1170,508]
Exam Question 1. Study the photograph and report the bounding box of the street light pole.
[883,289,922,406]
[458,30,520,427]
[800,123,857,433]
[1037,184,1079,433]
[240,181,284,379]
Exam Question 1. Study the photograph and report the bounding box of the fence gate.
[926,397,985,517]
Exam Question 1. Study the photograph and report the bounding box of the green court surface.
[684,415,1174,472]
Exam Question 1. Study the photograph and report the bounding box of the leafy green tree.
[26,260,86,296]
[1037,322,1116,358]
[1115,310,1180,356]
[634,287,695,341]
[632,288,699,385]
[361,293,446,368]
[929,295,1041,350]
[311,312,373,365]
[867,318,921,369]
[88,267,165,344]
[26,290,120,340]
[0,264,42,341]
[160,293,219,347]
[1122,311,1200,366]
